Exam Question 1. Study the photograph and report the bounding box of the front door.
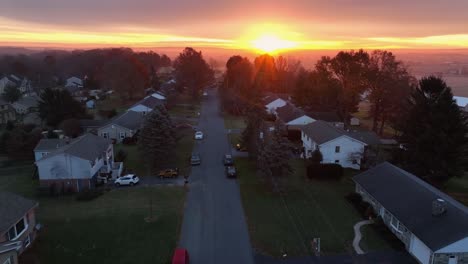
[449,256,458,264]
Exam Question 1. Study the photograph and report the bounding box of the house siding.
[98,124,134,143]
[0,208,37,256]
[0,251,18,264]
[303,135,365,169]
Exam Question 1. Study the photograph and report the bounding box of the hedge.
[307,163,343,180]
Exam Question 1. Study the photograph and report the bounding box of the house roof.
[0,192,38,234]
[66,76,83,87]
[132,96,163,109]
[151,92,166,100]
[353,162,468,251]
[301,120,380,145]
[307,111,342,123]
[105,110,145,130]
[36,133,111,162]
[34,138,70,152]
[14,96,38,108]
[276,103,308,123]
[264,94,289,105]
[79,119,107,128]
[453,96,468,108]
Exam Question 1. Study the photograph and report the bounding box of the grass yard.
[168,104,201,119]
[355,101,396,138]
[0,159,186,264]
[228,133,241,147]
[236,158,390,257]
[114,127,195,177]
[444,176,468,205]
[224,114,246,129]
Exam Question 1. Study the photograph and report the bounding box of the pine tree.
[138,105,176,174]
[396,76,468,184]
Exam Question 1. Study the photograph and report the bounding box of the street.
[179,89,255,264]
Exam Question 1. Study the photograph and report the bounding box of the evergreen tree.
[241,104,266,158]
[396,76,468,184]
[38,87,88,127]
[138,105,176,173]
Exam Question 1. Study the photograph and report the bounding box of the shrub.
[115,149,128,162]
[76,189,103,201]
[122,137,136,145]
[346,192,377,219]
[307,163,343,180]
[345,192,363,205]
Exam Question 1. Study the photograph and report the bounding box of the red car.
[172,248,190,264]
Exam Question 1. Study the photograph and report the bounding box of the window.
[7,217,27,240]
[335,160,339,163]
[24,235,31,248]
[352,159,358,164]
[335,146,340,153]
[119,132,126,139]
[390,216,404,233]
[102,132,108,139]
[3,256,12,264]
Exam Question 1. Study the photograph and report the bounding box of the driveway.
[179,89,254,264]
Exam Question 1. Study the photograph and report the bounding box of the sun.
[251,34,297,53]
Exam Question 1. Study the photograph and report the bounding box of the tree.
[60,118,81,138]
[395,76,468,184]
[241,104,266,158]
[366,50,414,135]
[221,55,255,114]
[253,54,278,92]
[316,50,370,122]
[173,47,213,99]
[38,88,88,127]
[257,120,294,192]
[138,105,176,173]
[149,65,160,91]
[309,149,323,165]
[2,85,21,103]
[1,125,42,160]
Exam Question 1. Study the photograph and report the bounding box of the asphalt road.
[179,89,254,264]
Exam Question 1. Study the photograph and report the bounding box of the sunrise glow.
[251,34,298,53]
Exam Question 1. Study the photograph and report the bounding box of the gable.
[98,123,132,133]
[320,135,366,148]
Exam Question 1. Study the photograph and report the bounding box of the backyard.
[236,158,391,257]
[0,159,186,264]
[224,114,246,130]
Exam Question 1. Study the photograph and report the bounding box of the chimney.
[432,198,447,216]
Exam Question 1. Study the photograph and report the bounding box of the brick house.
[0,192,39,264]
[353,162,468,264]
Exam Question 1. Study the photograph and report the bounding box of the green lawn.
[168,104,201,119]
[236,158,390,257]
[445,176,468,205]
[0,160,186,264]
[114,127,195,177]
[224,114,246,129]
[355,101,396,137]
[228,133,241,147]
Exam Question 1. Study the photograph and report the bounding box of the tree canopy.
[395,76,468,184]
[38,88,88,127]
[173,47,213,99]
[2,85,21,103]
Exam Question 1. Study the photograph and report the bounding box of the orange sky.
[1,0,468,51]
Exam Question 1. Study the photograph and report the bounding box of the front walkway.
[352,220,373,254]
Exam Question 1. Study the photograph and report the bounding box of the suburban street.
[179,89,255,264]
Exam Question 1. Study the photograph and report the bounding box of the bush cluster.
[307,163,343,180]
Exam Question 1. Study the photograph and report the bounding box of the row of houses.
[263,94,378,170]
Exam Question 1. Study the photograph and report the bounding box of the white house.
[34,134,123,192]
[11,96,39,114]
[301,120,380,169]
[128,96,164,115]
[0,75,31,94]
[150,92,166,100]
[97,111,144,143]
[453,96,468,112]
[276,103,315,127]
[65,76,83,88]
[264,95,288,114]
[354,162,468,264]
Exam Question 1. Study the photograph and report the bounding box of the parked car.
[114,174,139,186]
[172,248,190,264]
[191,154,201,165]
[223,154,233,166]
[159,168,179,178]
[236,143,247,152]
[226,166,237,178]
[194,131,204,140]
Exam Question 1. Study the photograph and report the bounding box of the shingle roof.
[0,192,38,233]
[353,162,468,251]
[34,138,70,152]
[107,110,144,130]
[36,133,111,162]
[132,96,163,109]
[307,111,342,123]
[264,94,289,105]
[15,96,38,108]
[276,103,308,123]
[301,120,380,145]
[79,119,107,128]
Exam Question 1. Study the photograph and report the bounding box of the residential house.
[65,76,84,89]
[350,116,360,126]
[150,92,166,101]
[34,133,123,192]
[301,120,380,169]
[0,192,39,264]
[97,111,144,143]
[308,111,344,128]
[128,96,164,115]
[0,98,16,125]
[0,75,31,94]
[264,95,288,114]
[276,103,315,128]
[353,162,468,264]
[11,96,39,115]
[453,96,468,112]
[79,119,107,134]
